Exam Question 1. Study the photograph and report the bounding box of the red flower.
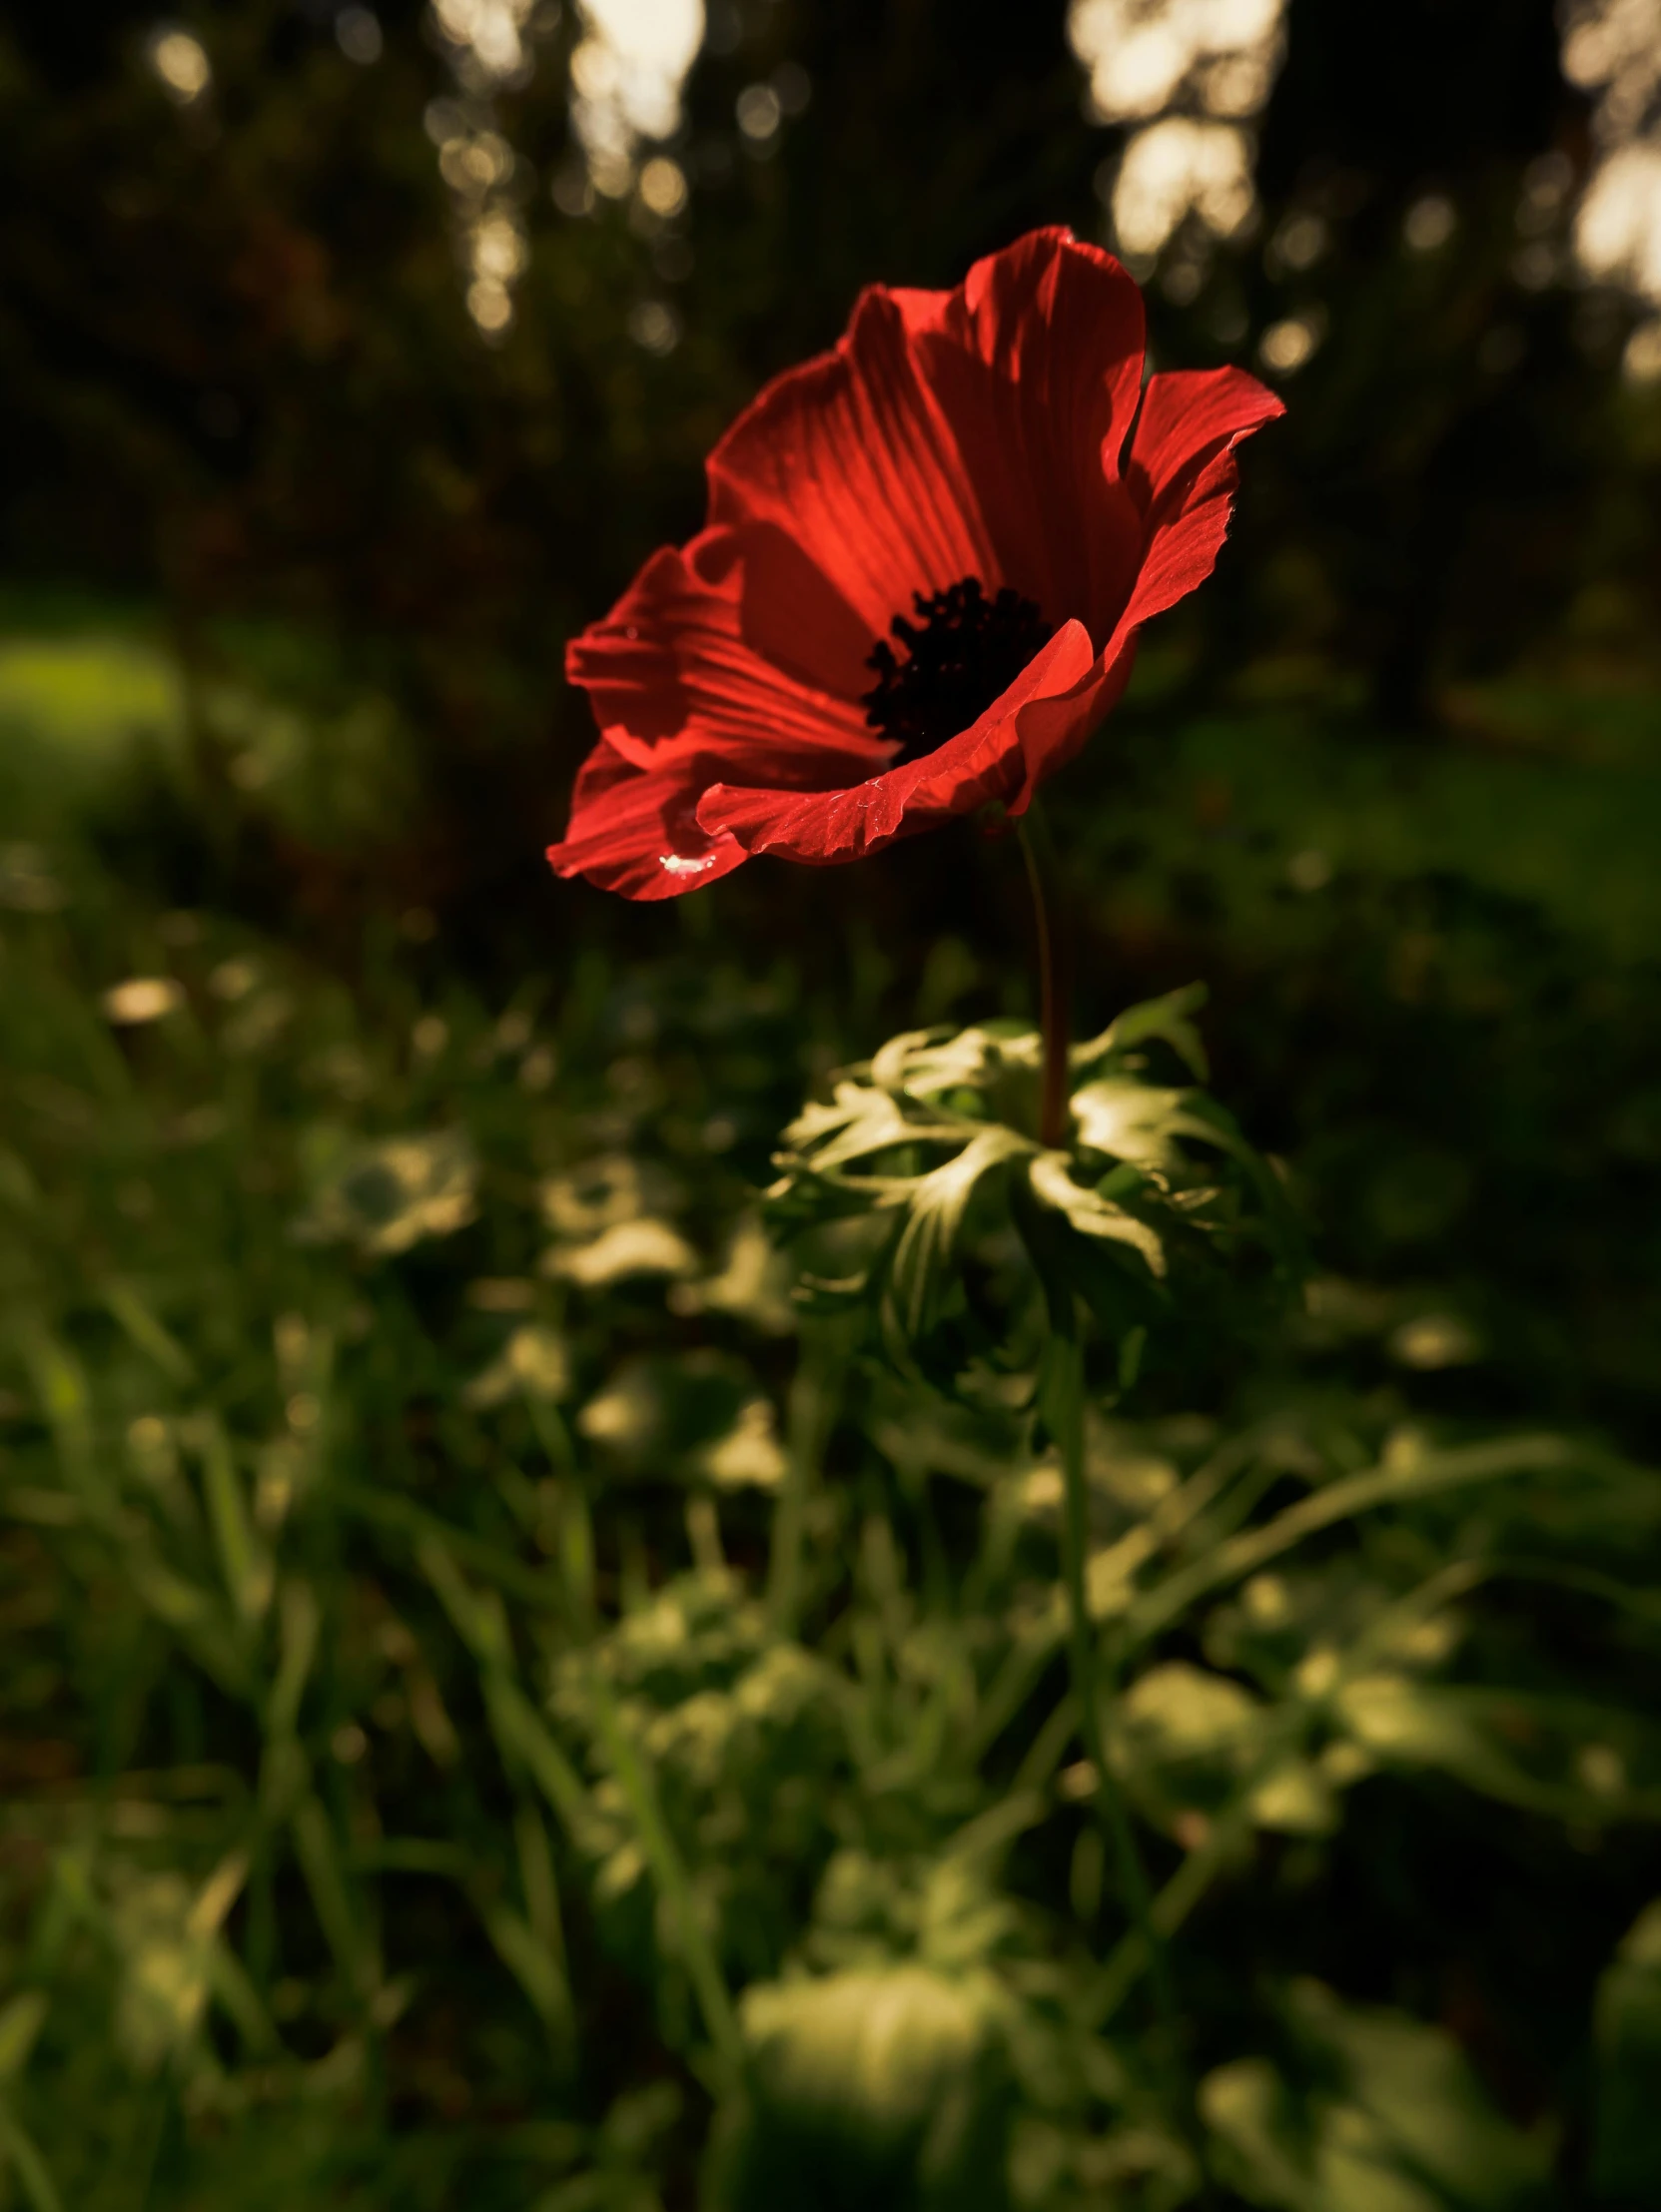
[548,228,1281,901]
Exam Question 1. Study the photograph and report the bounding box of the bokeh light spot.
[148,26,212,103]
[736,82,783,143]
[1258,312,1321,373]
[1072,0,1287,259]
[336,6,384,64]
[639,155,689,217]
[628,299,682,354]
[1402,193,1456,253]
[104,977,186,1026]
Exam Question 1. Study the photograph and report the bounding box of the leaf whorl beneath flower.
[765,988,1299,1384]
[861,578,1052,765]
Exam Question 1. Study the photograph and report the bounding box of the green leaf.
[294,1126,477,1255]
[1331,1678,1661,1821]
[0,1993,47,2083]
[1204,1979,1548,2210]
[707,1967,1014,2212]
[291,1794,378,2000]
[267,1578,320,1742]
[16,1329,104,1508]
[1025,1153,1167,1274]
[575,1353,760,1477]
[780,1085,954,1178]
[416,1534,512,1669]
[483,1675,591,1836]
[0,2106,63,2212]
[886,1126,1032,1342]
[103,1280,198,1386]
[1201,2057,1323,2212]
[1072,983,1211,1082]
[1593,1899,1661,2197]
[477,1896,571,2032]
[588,1674,743,2081]
[1109,1661,1293,1836]
[185,1412,273,1624]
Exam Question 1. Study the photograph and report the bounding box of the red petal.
[695,621,1097,864]
[564,544,694,743]
[546,737,749,902]
[1006,634,1140,813]
[706,288,999,640]
[894,229,1149,640]
[722,520,877,704]
[1109,366,1284,649]
[566,527,890,779]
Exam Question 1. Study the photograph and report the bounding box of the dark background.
[1,0,1648,805]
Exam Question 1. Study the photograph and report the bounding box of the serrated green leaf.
[886,1125,1033,1341]
[1026,1153,1167,1274]
[1073,983,1211,1081]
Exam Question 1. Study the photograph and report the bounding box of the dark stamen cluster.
[861,577,1050,765]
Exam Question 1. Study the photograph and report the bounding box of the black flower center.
[861,577,1050,766]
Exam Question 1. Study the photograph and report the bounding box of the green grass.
[1086,682,1661,970]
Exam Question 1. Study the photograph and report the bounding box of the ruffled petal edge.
[546,737,749,902]
[694,620,1101,864]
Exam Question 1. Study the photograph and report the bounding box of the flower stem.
[1016,805,1183,2066]
[767,1337,838,1639]
[1041,1322,1195,2141]
[1016,806,1070,1149]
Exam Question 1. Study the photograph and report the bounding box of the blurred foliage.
[4,2,1661,2206]
[4,786,1661,2206]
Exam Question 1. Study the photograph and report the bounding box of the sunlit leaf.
[463,1323,571,1407]
[577,1354,757,1471]
[1071,984,1211,1083]
[696,1398,789,1491]
[887,1125,1032,1342]
[540,1154,678,1239]
[707,1966,1014,2212]
[676,1213,797,1335]
[295,1128,477,1255]
[0,1993,48,2083]
[1332,1677,1661,1820]
[1204,1979,1548,2210]
[544,1218,698,1285]
[1025,1152,1167,1274]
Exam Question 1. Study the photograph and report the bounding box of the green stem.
[768,1337,838,1639]
[590,1681,745,2084]
[1043,1325,1192,2121]
[1016,805,1180,2056]
[1016,807,1070,1149]
[0,2104,64,2212]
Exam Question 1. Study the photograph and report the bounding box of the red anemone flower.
[548,227,1281,901]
